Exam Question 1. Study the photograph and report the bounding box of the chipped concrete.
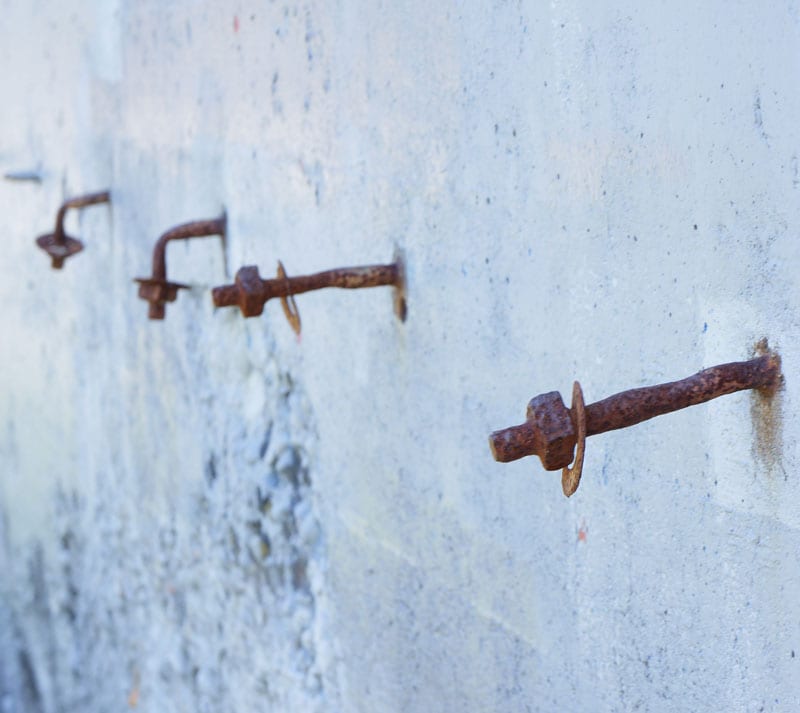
[2,1,800,711]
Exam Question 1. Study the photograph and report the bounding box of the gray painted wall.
[1,1,798,711]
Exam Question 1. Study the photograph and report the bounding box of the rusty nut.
[233,265,266,317]
[526,391,577,470]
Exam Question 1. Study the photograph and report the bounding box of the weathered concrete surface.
[1,1,799,711]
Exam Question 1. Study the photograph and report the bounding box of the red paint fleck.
[577,520,588,543]
[233,15,240,33]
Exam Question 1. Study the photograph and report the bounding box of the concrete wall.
[1,1,799,711]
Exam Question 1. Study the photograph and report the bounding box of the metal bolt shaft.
[213,263,400,306]
[489,353,782,491]
[149,217,226,285]
[134,215,226,320]
[53,191,111,241]
[212,257,407,331]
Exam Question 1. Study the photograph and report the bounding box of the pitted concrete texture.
[1,355,332,712]
[1,1,800,711]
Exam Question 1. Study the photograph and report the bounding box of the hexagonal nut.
[137,280,179,306]
[136,281,161,303]
[526,391,577,470]
[235,265,266,317]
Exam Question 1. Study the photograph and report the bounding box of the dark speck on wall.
[204,455,218,486]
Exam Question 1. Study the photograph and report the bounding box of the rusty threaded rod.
[490,353,782,464]
[211,258,407,331]
[212,263,400,308]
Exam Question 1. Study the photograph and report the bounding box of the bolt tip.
[211,284,238,308]
[488,426,530,463]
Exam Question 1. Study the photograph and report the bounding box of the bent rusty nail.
[35,190,111,269]
[211,253,407,333]
[134,213,226,320]
[489,350,782,497]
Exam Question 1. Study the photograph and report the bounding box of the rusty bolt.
[35,190,111,269]
[489,351,782,497]
[211,254,407,333]
[134,214,226,320]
